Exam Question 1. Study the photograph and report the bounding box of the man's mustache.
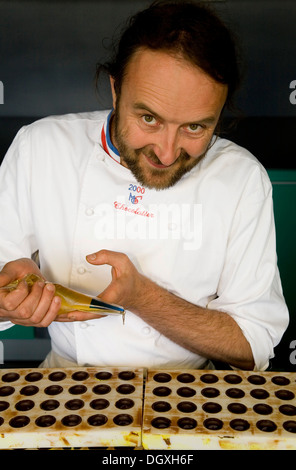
[136,146,192,165]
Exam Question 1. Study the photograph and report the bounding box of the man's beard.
[112,109,206,190]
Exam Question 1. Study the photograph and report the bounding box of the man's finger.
[86,249,128,267]
[0,279,30,312]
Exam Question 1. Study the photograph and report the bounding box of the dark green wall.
[268,170,296,371]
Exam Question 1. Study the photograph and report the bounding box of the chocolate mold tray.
[0,367,143,449]
[142,369,296,450]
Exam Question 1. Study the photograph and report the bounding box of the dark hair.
[96,0,241,109]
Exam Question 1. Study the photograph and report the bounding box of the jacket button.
[142,326,151,336]
[85,208,94,216]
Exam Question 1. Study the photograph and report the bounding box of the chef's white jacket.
[0,110,289,370]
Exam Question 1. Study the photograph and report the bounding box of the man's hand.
[0,258,115,325]
[86,249,146,309]
[0,258,61,327]
[60,249,143,323]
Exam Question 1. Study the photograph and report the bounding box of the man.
[0,1,289,370]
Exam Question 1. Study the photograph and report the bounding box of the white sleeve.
[0,126,38,262]
[0,127,38,331]
[207,167,289,371]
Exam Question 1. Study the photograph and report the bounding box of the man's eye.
[187,124,202,132]
[142,115,156,125]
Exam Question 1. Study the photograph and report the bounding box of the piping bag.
[1,273,125,324]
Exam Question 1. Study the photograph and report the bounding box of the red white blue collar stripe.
[101,110,121,164]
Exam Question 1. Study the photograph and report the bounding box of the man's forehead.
[121,48,227,123]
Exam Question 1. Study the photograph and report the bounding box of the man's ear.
[109,76,117,109]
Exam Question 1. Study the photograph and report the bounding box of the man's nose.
[154,129,181,166]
